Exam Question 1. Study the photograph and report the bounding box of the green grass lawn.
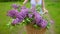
[0,1,60,34]
[45,1,60,34]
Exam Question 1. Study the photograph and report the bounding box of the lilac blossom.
[11,6,29,25]
[11,18,23,25]
[34,11,42,24]
[31,7,48,28]
[17,6,28,18]
[40,19,47,28]
[12,4,20,9]
[7,10,19,18]
[28,14,33,18]
[7,5,49,28]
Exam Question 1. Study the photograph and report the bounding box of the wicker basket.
[25,23,46,34]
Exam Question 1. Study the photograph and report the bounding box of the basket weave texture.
[25,23,46,34]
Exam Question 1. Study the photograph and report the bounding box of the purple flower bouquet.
[7,4,54,34]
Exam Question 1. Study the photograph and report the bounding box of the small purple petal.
[28,14,33,18]
[50,20,54,24]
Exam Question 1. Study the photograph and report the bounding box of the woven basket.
[25,23,46,34]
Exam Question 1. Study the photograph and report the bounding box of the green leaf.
[33,24,40,29]
[47,22,51,29]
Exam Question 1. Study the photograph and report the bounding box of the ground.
[0,1,60,34]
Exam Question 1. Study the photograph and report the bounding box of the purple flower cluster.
[31,8,48,28]
[40,19,47,28]
[34,12,47,28]
[7,5,48,28]
[11,6,28,25]
[11,18,23,25]
[12,4,20,9]
[7,10,19,18]
[16,6,28,18]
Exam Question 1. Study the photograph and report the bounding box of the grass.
[0,1,60,34]
[45,1,60,34]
